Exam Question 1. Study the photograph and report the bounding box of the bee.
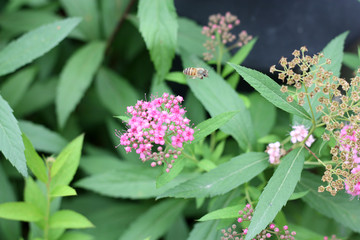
[183,67,209,79]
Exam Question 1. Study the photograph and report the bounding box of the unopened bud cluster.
[221,204,296,240]
[115,93,194,172]
[202,12,252,61]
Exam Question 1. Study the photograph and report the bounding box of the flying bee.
[183,67,209,79]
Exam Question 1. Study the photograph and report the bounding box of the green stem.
[304,160,335,166]
[216,35,224,74]
[44,160,52,240]
[244,184,252,207]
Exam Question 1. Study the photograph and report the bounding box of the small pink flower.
[290,125,316,147]
[116,93,194,172]
[283,225,288,230]
[266,142,282,164]
[237,217,243,223]
[269,224,275,229]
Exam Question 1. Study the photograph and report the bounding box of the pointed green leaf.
[229,63,311,120]
[289,190,309,200]
[187,221,222,240]
[20,120,68,154]
[95,67,139,116]
[199,204,245,221]
[297,171,360,233]
[23,134,47,183]
[0,162,21,240]
[193,111,239,143]
[156,155,185,188]
[159,152,269,198]
[245,148,305,240]
[60,0,100,40]
[0,66,37,108]
[0,17,81,76]
[249,93,276,138]
[119,200,186,240]
[49,210,94,229]
[165,71,187,85]
[75,167,197,199]
[181,53,256,150]
[0,202,43,222]
[343,52,360,70]
[177,18,207,57]
[0,95,27,177]
[24,177,46,215]
[222,38,257,78]
[58,231,93,240]
[51,134,84,187]
[138,0,178,80]
[56,41,105,128]
[51,185,77,197]
[100,0,131,38]
[15,78,57,117]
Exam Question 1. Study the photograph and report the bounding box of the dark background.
[175,0,360,72]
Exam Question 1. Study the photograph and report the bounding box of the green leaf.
[62,196,148,240]
[51,134,84,188]
[245,147,305,240]
[23,134,47,183]
[0,162,21,240]
[193,111,239,143]
[60,0,100,40]
[119,199,186,240]
[95,67,139,116]
[156,156,185,188]
[187,221,222,240]
[199,204,245,221]
[0,202,43,222]
[0,66,37,108]
[0,10,61,34]
[293,31,349,126]
[56,41,105,128]
[100,0,131,38]
[297,171,360,233]
[248,93,276,138]
[49,210,94,229]
[198,159,217,172]
[181,53,256,150]
[177,17,207,57]
[165,71,187,85]
[222,38,257,78]
[75,166,197,199]
[24,177,46,215]
[138,0,178,80]
[343,52,360,70]
[184,90,206,125]
[79,155,126,175]
[0,17,81,76]
[159,152,269,198]
[19,120,68,154]
[15,77,57,117]
[165,216,189,240]
[0,94,27,177]
[229,64,311,120]
[50,185,77,197]
[58,231,93,240]
[289,190,309,200]
[113,116,130,123]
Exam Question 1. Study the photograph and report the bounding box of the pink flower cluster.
[340,125,360,196]
[115,93,194,172]
[339,125,360,164]
[221,204,296,240]
[265,142,283,164]
[290,125,315,147]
